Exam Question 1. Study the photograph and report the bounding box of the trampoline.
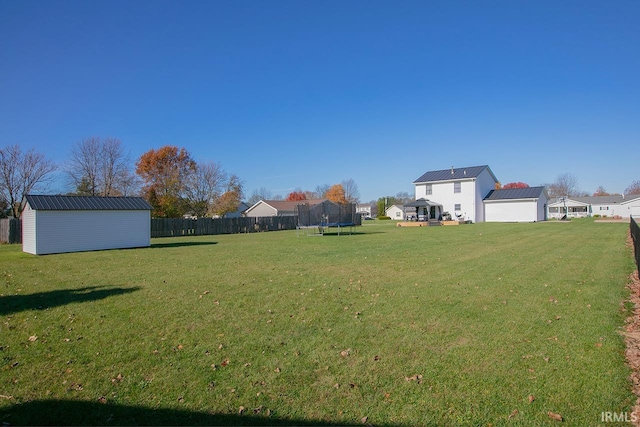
[296,200,360,236]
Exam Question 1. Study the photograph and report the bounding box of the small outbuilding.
[21,195,152,255]
[483,187,548,222]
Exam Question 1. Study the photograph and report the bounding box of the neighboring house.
[21,194,152,255]
[548,195,640,219]
[211,201,250,218]
[385,204,405,220]
[622,196,640,218]
[413,165,499,223]
[244,199,326,217]
[484,186,548,222]
[356,203,372,219]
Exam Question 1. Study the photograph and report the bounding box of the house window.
[600,207,609,211]
[454,182,461,193]
[454,204,461,211]
[395,211,401,218]
[426,185,432,195]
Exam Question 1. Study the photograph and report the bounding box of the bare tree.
[248,187,273,205]
[101,138,129,196]
[67,137,101,195]
[395,191,414,204]
[314,184,330,199]
[625,181,640,196]
[0,145,56,217]
[341,178,360,203]
[184,161,227,217]
[67,137,131,196]
[546,173,580,199]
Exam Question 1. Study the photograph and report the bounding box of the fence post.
[632,216,639,272]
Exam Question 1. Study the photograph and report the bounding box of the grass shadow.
[150,241,218,249]
[0,399,398,426]
[0,285,140,316]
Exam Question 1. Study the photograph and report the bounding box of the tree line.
[2,141,639,218]
[0,140,243,219]
[247,178,360,206]
[0,140,361,219]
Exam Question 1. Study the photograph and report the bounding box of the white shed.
[22,195,152,255]
[483,187,548,222]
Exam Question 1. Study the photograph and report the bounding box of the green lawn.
[0,219,636,426]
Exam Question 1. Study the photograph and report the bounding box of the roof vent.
[451,166,454,175]
[463,170,467,176]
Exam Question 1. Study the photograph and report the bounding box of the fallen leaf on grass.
[238,406,246,415]
[528,395,535,403]
[28,335,37,342]
[508,409,518,419]
[404,374,423,383]
[340,349,351,357]
[361,416,368,424]
[547,411,563,421]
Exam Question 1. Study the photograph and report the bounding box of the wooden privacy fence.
[1,216,299,243]
[151,216,298,238]
[632,216,640,272]
[0,219,21,244]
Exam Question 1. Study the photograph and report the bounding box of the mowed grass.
[0,219,636,426]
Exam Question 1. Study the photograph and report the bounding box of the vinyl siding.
[21,204,36,254]
[30,210,150,255]
[245,202,278,217]
[485,200,540,222]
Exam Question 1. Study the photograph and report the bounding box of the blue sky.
[1,0,638,202]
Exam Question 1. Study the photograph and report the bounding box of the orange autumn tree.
[502,182,529,189]
[210,174,243,218]
[286,191,307,201]
[136,145,196,217]
[326,184,347,204]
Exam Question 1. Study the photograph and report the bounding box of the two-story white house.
[413,165,498,223]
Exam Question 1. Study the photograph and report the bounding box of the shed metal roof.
[484,186,546,201]
[24,195,152,211]
[413,165,496,183]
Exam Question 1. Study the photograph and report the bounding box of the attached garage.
[22,195,152,255]
[483,187,548,222]
[621,196,640,218]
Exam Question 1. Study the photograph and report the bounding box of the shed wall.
[21,204,36,254]
[30,210,150,255]
[485,200,539,222]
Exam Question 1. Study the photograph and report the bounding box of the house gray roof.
[484,186,547,201]
[24,195,152,211]
[571,195,624,205]
[413,165,497,183]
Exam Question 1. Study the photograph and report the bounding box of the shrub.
[378,216,391,220]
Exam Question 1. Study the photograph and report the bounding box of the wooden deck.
[397,221,428,227]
